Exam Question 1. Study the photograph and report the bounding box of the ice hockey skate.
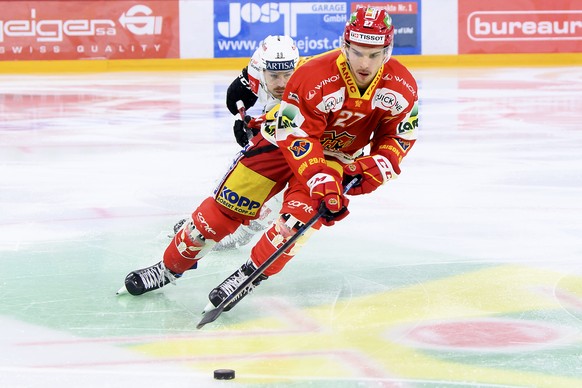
[213,223,256,251]
[202,260,268,313]
[172,218,187,235]
[117,261,181,296]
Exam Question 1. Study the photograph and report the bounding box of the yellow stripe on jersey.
[215,164,276,218]
[261,103,280,142]
[336,53,383,100]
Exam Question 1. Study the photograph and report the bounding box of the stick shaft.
[196,176,361,328]
[236,100,246,119]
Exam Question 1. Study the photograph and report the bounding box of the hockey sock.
[250,214,315,276]
[163,197,243,274]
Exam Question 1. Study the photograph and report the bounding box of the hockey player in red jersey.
[232,6,418,308]
[118,7,418,315]
[275,6,419,224]
[118,36,302,297]
[172,35,301,251]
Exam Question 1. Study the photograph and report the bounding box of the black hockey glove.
[233,115,254,147]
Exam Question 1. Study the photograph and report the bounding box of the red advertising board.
[0,1,180,60]
[459,0,582,54]
[351,2,418,13]
[351,2,422,55]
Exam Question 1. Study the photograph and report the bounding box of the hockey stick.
[236,100,254,142]
[236,99,246,119]
[196,175,361,329]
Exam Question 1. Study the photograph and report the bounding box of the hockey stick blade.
[196,175,361,329]
[197,306,224,329]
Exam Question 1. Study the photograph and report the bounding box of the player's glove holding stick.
[232,100,260,147]
[343,154,399,195]
[306,168,350,226]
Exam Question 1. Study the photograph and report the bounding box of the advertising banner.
[459,0,582,54]
[214,1,347,58]
[213,0,421,58]
[351,1,421,55]
[0,1,180,61]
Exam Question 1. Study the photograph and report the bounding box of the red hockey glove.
[343,154,399,195]
[306,170,349,226]
[246,115,265,130]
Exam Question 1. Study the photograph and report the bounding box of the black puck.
[213,369,235,380]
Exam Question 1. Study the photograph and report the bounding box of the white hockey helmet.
[258,35,299,72]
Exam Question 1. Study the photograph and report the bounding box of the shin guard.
[250,213,315,276]
[163,197,242,274]
[163,219,215,274]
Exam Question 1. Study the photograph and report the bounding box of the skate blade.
[116,285,129,295]
[202,301,216,314]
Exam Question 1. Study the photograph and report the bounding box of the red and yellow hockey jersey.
[276,49,418,186]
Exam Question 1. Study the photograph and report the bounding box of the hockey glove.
[233,115,254,147]
[306,170,349,226]
[343,154,399,195]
